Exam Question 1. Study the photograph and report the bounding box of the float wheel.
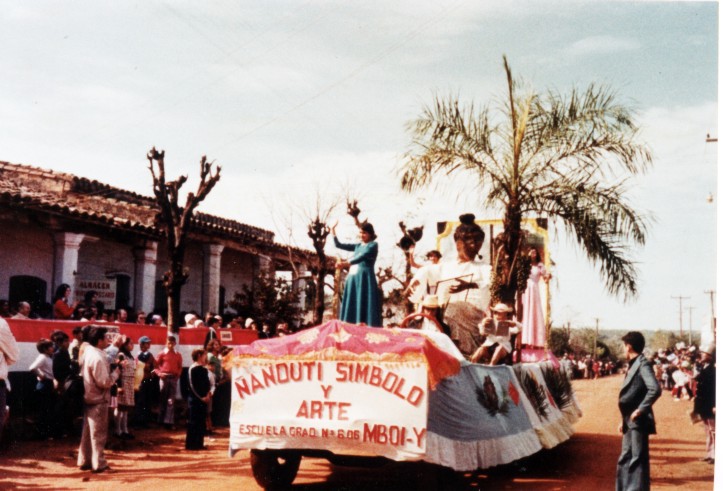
[250,449,301,489]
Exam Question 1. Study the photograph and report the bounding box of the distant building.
[0,161,315,317]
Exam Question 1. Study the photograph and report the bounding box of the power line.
[215,0,467,151]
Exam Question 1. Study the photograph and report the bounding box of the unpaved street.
[0,375,714,490]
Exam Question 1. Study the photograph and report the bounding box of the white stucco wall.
[0,219,54,300]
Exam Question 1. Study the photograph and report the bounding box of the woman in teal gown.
[332,222,382,327]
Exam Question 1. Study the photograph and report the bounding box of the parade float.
[226,320,581,489]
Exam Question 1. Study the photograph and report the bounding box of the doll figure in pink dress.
[520,248,551,348]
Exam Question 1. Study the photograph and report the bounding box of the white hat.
[421,295,439,309]
[184,313,197,325]
[245,318,255,328]
[490,302,513,313]
[193,319,205,328]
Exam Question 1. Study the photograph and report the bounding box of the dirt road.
[0,375,714,490]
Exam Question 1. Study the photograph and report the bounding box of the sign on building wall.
[75,277,117,307]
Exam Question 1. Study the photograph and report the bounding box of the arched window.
[9,275,47,317]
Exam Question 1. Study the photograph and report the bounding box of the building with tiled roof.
[0,161,317,318]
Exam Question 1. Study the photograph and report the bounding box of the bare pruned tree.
[147,147,221,332]
[304,191,340,325]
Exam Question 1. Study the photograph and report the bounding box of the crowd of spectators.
[0,296,295,340]
[559,353,620,380]
[5,323,244,471]
[650,342,709,402]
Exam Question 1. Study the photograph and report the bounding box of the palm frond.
[533,180,650,299]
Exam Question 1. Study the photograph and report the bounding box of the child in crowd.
[155,336,182,430]
[29,338,55,439]
[135,336,156,427]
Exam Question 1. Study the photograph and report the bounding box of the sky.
[0,1,718,334]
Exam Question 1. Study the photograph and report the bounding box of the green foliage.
[566,328,617,361]
[548,328,572,357]
[647,330,700,351]
[228,271,301,329]
[568,328,596,355]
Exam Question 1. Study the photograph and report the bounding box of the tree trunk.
[166,284,181,334]
[313,268,326,325]
[165,245,187,333]
[499,202,523,305]
[404,261,414,315]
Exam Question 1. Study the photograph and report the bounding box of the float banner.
[229,359,428,461]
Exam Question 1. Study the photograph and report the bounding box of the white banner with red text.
[229,359,428,461]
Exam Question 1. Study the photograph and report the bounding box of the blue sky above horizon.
[0,1,718,333]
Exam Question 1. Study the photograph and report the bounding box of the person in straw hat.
[404,294,450,336]
[470,302,520,365]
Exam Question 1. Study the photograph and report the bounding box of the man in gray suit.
[616,331,661,491]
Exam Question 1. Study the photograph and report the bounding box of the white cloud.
[565,35,641,58]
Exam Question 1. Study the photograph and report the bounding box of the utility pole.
[593,317,600,360]
[671,295,690,337]
[704,289,716,342]
[685,306,696,346]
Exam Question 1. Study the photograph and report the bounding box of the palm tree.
[399,56,652,305]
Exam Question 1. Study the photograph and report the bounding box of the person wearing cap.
[331,220,382,327]
[470,302,520,365]
[693,343,715,464]
[245,318,257,330]
[616,331,661,491]
[134,335,156,428]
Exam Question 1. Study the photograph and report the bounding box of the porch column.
[133,241,158,314]
[202,243,224,314]
[53,232,85,294]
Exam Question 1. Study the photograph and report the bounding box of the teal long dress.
[334,236,382,327]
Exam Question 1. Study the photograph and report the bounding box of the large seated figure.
[409,214,491,357]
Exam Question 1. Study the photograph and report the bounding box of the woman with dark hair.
[52,284,78,320]
[408,214,492,357]
[410,214,490,305]
[520,248,551,349]
[332,221,382,327]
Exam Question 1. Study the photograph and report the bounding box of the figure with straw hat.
[470,303,520,365]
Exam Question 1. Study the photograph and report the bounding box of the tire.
[250,449,301,489]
